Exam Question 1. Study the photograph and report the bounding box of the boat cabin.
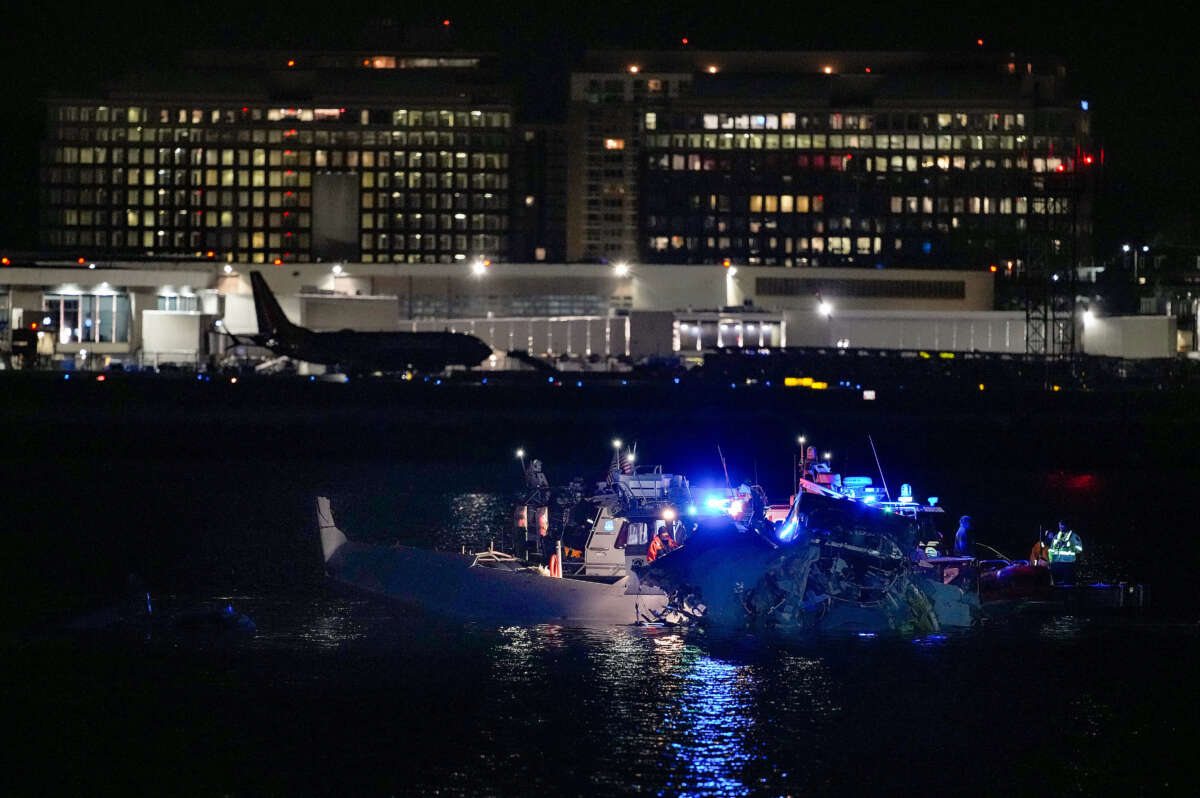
[580,505,686,579]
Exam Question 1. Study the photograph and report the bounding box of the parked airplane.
[237,271,493,373]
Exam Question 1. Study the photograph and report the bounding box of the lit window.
[604,138,625,150]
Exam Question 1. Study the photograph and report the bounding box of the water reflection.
[661,653,754,796]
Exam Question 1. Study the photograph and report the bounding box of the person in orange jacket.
[1030,529,1052,566]
[647,526,677,562]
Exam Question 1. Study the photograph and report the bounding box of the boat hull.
[329,542,666,625]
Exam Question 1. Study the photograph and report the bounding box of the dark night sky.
[2,1,1195,253]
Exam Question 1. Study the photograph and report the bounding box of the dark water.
[4,379,1199,794]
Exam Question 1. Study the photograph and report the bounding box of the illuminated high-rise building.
[568,50,1095,279]
[39,50,526,265]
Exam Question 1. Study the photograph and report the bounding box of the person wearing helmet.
[647,525,677,562]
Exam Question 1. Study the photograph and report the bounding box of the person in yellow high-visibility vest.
[1049,521,1083,584]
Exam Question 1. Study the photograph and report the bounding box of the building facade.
[568,51,1095,276]
[39,51,529,266]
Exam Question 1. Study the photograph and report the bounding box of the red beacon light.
[77,257,86,264]
[989,264,998,273]
[681,37,689,45]
[976,38,984,46]
[1083,155,1094,165]
[442,19,450,26]
[1056,164,1066,173]
[286,59,295,68]
[1,257,10,265]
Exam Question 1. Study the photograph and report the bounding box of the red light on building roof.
[681,37,689,45]
[241,107,248,113]
[287,59,295,67]
[285,232,292,237]
[976,38,984,46]
[443,19,450,26]
[845,153,852,160]
[283,211,290,217]
[1056,164,1066,172]
[285,191,293,196]
[865,67,871,73]
[1083,155,1094,164]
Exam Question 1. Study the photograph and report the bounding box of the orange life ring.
[548,554,562,578]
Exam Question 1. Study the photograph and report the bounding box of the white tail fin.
[316,496,348,562]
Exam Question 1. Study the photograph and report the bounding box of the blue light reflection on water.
[662,650,752,796]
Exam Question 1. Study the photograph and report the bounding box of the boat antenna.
[717,444,732,491]
[868,434,891,501]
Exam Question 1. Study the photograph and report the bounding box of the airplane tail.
[250,271,300,338]
[316,496,348,562]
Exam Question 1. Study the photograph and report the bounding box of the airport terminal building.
[0,260,1176,371]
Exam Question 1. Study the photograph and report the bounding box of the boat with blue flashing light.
[631,440,984,633]
[633,439,1144,631]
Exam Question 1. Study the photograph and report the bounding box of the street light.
[824,452,832,462]
[818,301,833,317]
[472,260,488,276]
[613,262,630,278]
[797,435,806,445]
[612,438,622,449]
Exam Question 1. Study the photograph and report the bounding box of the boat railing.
[563,562,625,577]
[470,542,522,568]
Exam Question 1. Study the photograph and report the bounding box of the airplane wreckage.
[318,442,991,633]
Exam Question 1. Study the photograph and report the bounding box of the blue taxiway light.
[673,377,680,384]
[547,376,554,383]
[310,375,315,381]
[576,381,582,387]
[481,377,488,384]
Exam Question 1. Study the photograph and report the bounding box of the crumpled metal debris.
[635,491,979,633]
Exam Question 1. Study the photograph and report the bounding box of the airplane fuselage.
[268,328,493,372]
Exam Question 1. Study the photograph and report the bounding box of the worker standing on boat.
[647,526,677,562]
[1049,521,1083,584]
[1030,529,1053,567]
[953,515,973,557]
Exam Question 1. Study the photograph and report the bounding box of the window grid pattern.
[40,104,515,264]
